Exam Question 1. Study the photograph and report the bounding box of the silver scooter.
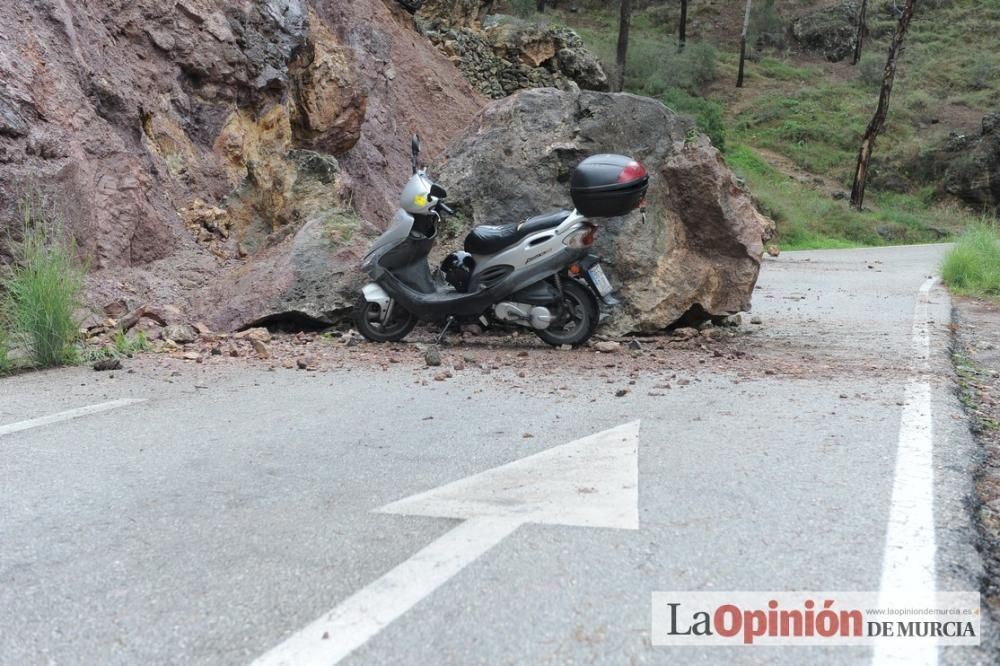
[355,137,648,347]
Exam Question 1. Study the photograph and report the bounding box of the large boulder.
[791,1,861,63]
[935,113,1000,209]
[436,88,774,334]
[206,210,374,331]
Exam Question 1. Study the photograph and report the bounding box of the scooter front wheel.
[534,280,599,348]
[354,294,418,342]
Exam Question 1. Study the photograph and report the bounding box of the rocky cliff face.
[413,5,608,98]
[0,0,484,331]
[939,113,1000,210]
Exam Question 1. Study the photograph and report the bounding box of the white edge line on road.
[872,277,938,666]
[0,399,146,437]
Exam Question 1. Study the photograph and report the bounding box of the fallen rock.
[163,324,197,344]
[594,341,621,353]
[235,327,272,343]
[436,88,772,335]
[103,300,130,319]
[425,346,443,366]
[252,339,270,359]
[93,358,121,371]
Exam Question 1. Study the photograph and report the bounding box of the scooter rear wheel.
[354,294,418,342]
[534,280,598,348]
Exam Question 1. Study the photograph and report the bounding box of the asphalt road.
[1,244,994,665]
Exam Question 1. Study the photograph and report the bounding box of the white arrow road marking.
[251,420,640,666]
[872,277,938,666]
[0,399,145,437]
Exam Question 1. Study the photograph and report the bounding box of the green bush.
[858,52,884,89]
[3,201,85,367]
[942,223,1000,298]
[625,39,718,97]
[661,88,727,150]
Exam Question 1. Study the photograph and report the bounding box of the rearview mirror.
[411,135,421,174]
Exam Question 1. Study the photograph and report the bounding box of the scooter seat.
[464,210,571,255]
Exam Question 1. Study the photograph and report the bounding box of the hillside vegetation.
[519,0,999,249]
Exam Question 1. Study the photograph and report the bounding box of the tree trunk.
[678,0,688,51]
[850,0,915,210]
[537,0,546,12]
[615,0,632,92]
[852,0,868,65]
[736,0,752,88]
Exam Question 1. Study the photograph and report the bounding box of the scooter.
[355,137,648,347]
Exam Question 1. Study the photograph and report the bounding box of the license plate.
[587,264,614,297]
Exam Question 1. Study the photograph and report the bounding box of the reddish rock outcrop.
[0,0,484,331]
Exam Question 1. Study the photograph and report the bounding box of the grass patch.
[942,223,1000,299]
[551,1,996,248]
[727,145,965,250]
[0,325,10,374]
[2,197,85,368]
[82,329,150,363]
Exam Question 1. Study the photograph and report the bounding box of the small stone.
[251,339,269,359]
[182,351,200,361]
[192,322,213,336]
[229,349,240,357]
[750,315,763,325]
[594,341,621,353]
[721,314,742,327]
[283,359,296,369]
[673,327,699,339]
[425,346,442,366]
[163,324,197,344]
[210,346,222,356]
[433,372,448,381]
[627,339,642,350]
[559,344,573,351]
[103,299,129,319]
[235,327,271,343]
[93,358,121,371]
[615,388,629,397]
[766,244,781,257]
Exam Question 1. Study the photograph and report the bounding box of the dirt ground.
[950,298,1000,615]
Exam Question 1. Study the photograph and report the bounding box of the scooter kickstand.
[435,316,456,346]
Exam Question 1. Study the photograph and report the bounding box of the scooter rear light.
[564,225,598,249]
[617,160,647,183]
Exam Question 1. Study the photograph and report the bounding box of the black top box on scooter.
[570,154,649,218]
